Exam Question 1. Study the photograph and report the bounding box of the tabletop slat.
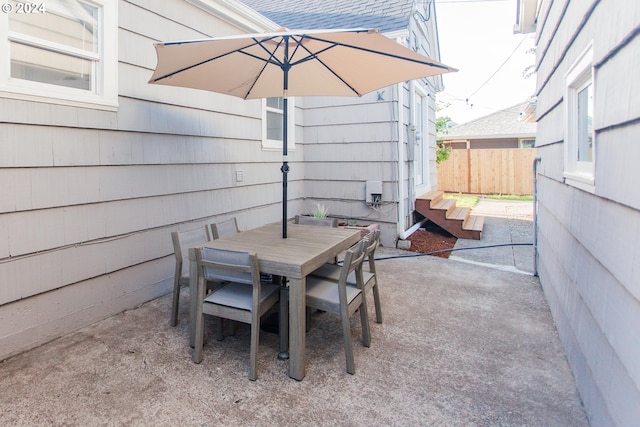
[200,223,362,278]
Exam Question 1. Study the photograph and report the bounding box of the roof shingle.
[441,102,537,140]
[239,0,414,33]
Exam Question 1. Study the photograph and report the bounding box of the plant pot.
[338,222,379,238]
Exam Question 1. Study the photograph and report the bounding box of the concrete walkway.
[0,224,588,426]
[451,199,535,274]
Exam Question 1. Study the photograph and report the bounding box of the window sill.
[563,171,595,193]
[262,141,295,152]
[0,85,118,112]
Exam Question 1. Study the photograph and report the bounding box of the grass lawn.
[443,193,479,208]
[444,193,533,208]
[485,194,533,201]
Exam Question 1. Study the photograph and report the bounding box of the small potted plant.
[311,203,329,218]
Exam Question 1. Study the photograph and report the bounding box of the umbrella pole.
[281,44,290,239]
[281,95,288,239]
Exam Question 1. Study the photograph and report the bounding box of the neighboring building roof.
[440,102,537,140]
[238,0,414,33]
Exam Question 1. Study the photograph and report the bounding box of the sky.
[434,0,537,125]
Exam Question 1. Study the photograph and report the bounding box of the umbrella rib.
[303,34,452,71]
[150,37,283,83]
[239,36,287,99]
[249,35,286,67]
[149,48,246,83]
[292,37,363,96]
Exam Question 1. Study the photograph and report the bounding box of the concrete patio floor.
[452,198,536,274]
[0,203,589,426]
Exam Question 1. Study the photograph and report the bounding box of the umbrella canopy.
[149,28,456,237]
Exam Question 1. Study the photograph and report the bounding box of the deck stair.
[415,190,484,240]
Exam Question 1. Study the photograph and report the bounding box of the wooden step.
[448,206,470,222]
[416,190,444,205]
[414,191,484,240]
[431,198,456,215]
[463,215,484,232]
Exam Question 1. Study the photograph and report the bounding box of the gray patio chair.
[305,239,371,374]
[207,217,240,240]
[294,214,339,328]
[170,227,210,327]
[294,215,338,227]
[310,229,383,323]
[208,217,243,334]
[192,247,280,381]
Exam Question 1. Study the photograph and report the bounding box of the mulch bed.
[405,221,457,258]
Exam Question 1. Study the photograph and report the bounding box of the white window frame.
[0,0,118,111]
[262,97,295,151]
[563,43,595,192]
[413,86,428,187]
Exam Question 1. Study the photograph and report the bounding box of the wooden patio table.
[188,222,361,381]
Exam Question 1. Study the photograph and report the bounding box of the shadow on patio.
[0,245,588,426]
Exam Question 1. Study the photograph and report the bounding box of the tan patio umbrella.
[149,28,456,238]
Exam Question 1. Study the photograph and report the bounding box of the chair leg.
[359,298,371,348]
[229,320,238,336]
[215,318,224,341]
[249,322,259,381]
[170,275,181,327]
[193,315,205,363]
[372,281,383,323]
[341,314,356,374]
[192,275,206,364]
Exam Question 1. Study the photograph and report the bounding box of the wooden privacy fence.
[437,148,537,195]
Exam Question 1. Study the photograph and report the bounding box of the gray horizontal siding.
[534,0,640,425]
[0,1,285,361]
[0,257,172,362]
[301,92,401,245]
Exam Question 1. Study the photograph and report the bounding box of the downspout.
[533,156,541,276]
[396,82,408,240]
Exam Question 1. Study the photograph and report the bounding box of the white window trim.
[262,97,295,151]
[563,42,595,193]
[0,0,118,111]
[413,83,429,189]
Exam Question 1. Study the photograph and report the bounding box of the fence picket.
[437,148,536,195]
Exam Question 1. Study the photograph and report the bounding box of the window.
[262,97,295,151]
[564,43,595,192]
[0,0,118,110]
[413,90,426,186]
[519,139,535,148]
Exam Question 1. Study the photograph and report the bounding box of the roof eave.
[187,0,279,33]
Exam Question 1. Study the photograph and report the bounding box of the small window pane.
[10,42,92,90]
[9,1,98,52]
[520,139,535,148]
[267,110,283,140]
[577,83,593,162]
[267,97,284,110]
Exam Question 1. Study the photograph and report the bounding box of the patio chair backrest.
[208,217,240,240]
